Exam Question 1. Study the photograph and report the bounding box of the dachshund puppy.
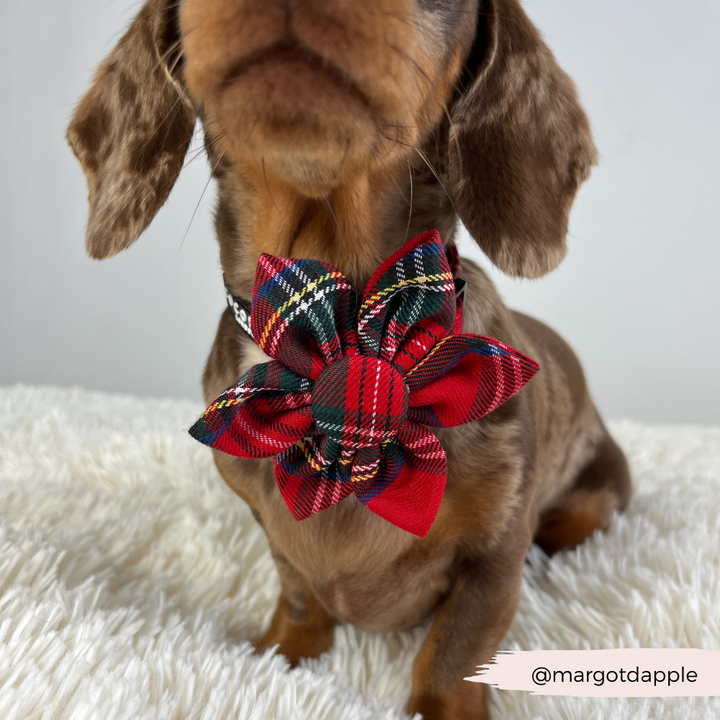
[67,1,631,717]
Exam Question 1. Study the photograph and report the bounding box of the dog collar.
[224,278,254,339]
[192,231,538,537]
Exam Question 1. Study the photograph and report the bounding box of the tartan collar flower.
[190,231,539,537]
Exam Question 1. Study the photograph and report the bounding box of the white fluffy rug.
[0,385,719,720]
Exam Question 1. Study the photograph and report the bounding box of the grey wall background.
[1,0,719,424]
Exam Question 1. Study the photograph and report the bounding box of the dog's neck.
[212,126,458,299]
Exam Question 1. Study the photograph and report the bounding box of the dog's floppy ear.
[448,0,598,278]
[67,0,195,259]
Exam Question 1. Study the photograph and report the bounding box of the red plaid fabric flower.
[190,231,539,537]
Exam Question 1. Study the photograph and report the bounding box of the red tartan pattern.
[190,231,539,537]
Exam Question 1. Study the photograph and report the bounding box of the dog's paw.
[253,621,334,667]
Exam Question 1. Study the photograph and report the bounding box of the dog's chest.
[260,491,454,632]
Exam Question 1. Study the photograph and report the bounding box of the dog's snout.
[179,0,448,194]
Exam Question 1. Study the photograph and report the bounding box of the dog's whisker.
[385,41,460,186]
[182,144,209,170]
[365,143,411,206]
[378,131,416,150]
[378,123,455,212]
[158,39,183,66]
[177,151,225,255]
[413,146,456,211]
[404,158,414,244]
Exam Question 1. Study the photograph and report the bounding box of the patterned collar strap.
[224,277,254,339]
[192,231,539,537]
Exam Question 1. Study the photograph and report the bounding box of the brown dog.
[67,1,631,717]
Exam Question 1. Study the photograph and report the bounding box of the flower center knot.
[311,356,409,449]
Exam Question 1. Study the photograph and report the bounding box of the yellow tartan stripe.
[345,454,378,484]
[404,335,454,381]
[206,395,248,414]
[359,273,453,316]
[295,438,324,473]
[351,473,376,483]
[258,270,347,350]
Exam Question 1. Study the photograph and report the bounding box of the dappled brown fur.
[67,0,195,259]
[68,1,629,717]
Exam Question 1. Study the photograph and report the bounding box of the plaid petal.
[274,441,354,520]
[406,335,540,427]
[273,421,446,537]
[357,231,456,370]
[252,254,357,379]
[189,361,313,458]
[357,422,447,537]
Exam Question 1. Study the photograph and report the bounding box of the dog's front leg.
[255,543,336,666]
[408,527,531,720]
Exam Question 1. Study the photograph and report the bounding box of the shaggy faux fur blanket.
[0,385,718,720]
